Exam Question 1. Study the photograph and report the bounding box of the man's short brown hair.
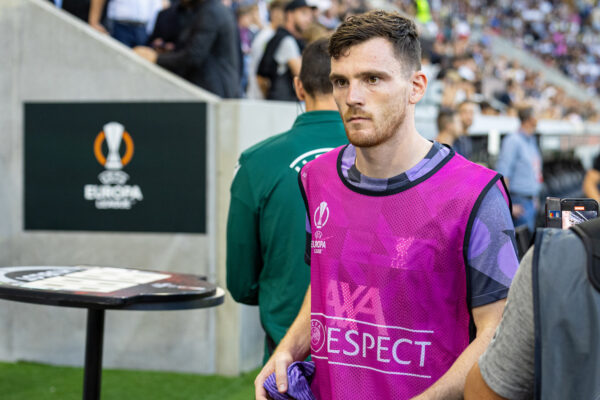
[300,38,333,97]
[328,10,421,74]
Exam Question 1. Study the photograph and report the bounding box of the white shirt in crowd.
[107,0,164,33]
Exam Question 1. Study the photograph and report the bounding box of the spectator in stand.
[47,0,92,21]
[583,153,600,203]
[238,3,262,95]
[147,1,180,54]
[495,107,542,234]
[479,101,500,116]
[247,0,287,100]
[453,100,476,159]
[133,0,241,98]
[302,22,330,43]
[89,0,165,47]
[256,0,314,101]
[435,107,460,147]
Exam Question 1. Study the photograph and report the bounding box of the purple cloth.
[263,361,316,400]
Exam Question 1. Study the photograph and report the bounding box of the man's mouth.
[347,116,370,122]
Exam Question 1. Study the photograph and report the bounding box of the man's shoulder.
[240,128,317,170]
[451,151,499,177]
[503,131,526,145]
[241,131,293,162]
[274,35,300,56]
[301,145,345,177]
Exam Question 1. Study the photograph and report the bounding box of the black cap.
[285,0,316,12]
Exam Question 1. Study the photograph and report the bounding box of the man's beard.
[344,106,406,148]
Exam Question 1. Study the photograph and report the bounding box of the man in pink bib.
[255,10,518,400]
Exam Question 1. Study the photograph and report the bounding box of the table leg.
[83,309,105,400]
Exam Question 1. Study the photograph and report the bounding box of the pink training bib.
[300,146,505,399]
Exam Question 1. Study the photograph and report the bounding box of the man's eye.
[335,79,348,88]
[367,76,380,84]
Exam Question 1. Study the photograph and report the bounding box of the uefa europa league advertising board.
[24,102,207,233]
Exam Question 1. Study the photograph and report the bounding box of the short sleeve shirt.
[479,248,535,399]
[274,36,300,75]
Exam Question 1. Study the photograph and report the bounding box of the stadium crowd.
[412,0,600,122]
[48,0,600,124]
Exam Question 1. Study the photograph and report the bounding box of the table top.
[0,266,224,310]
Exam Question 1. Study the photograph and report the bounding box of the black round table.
[0,265,225,400]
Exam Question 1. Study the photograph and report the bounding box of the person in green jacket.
[226,38,347,363]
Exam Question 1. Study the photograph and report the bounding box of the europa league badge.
[95,122,133,185]
[84,122,144,210]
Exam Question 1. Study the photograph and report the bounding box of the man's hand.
[254,286,312,399]
[254,349,294,399]
[512,203,525,218]
[133,46,158,63]
[89,22,108,34]
[88,0,108,34]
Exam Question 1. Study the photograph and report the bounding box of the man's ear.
[294,76,306,102]
[409,71,428,104]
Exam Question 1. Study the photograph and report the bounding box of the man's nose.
[346,82,364,107]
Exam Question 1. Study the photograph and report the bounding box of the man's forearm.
[413,300,506,400]
[255,286,312,399]
[412,328,496,400]
[88,0,106,25]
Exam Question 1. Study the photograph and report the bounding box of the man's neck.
[355,127,432,179]
[304,95,338,112]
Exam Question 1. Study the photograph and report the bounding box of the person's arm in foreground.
[465,249,535,400]
[583,168,600,202]
[464,363,508,400]
[411,299,506,400]
[255,285,311,400]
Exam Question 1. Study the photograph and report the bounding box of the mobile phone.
[546,197,599,229]
[560,198,599,229]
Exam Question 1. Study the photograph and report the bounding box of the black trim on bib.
[532,228,545,400]
[298,165,313,266]
[298,165,310,218]
[335,144,456,197]
[463,173,504,341]
[499,175,513,214]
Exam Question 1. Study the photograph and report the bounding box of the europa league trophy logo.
[103,122,125,170]
[94,121,134,185]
